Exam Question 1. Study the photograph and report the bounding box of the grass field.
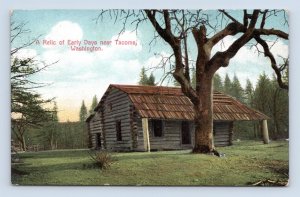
[11,140,289,186]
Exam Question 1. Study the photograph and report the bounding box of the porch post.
[261,119,269,144]
[142,118,151,152]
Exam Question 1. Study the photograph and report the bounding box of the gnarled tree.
[97,9,289,154]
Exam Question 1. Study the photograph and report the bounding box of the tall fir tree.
[79,100,88,147]
[33,102,59,150]
[253,73,273,138]
[270,75,289,139]
[89,95,98,114]
[48,102,59,149]
[138,67,156,86]
[213,73,223,92]
[223,74,232,96]
[244,79,254,106]
[138,67,149,85]
[52,102,58,122]
[231,74,244,102]
[148,73,156,86]
[235,79,256,139]
[251,73,289,139]
[79,100,88,122]
[253,73,272,113]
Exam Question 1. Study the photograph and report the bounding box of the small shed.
[86,84,269,151]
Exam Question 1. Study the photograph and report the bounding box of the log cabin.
[86,84,269,152]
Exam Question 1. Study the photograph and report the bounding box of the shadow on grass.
[14,150,204,175]
[11,167,30,176]
[18,149,90,160]
[268,165,289,177]
[257,159,289,178]
[114,151,201,162]
[13,160,98,175]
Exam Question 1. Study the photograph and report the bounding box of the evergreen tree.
[253,73,272,113]
[148,73,156,86]
[235,79,256,139]
[213,73,223,92]
[138,67,156,86]
[79,100,88,148]
[244,79,254,106]
[52,102,58,122]
[223,74,232,95]
[138,67,149,85]
[89,95,98,114]
[231,74,244,102]
[11,58,53,151]
[46,102,59,150]
[252,73,273,138]
[79,100,88,122]
[251,73,289,140]
[270,75,289,139]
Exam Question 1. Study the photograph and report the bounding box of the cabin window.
[116,120,122,141]
[152,120,163,137]
[96,133,101,149]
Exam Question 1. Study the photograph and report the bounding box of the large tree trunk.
[192,75,215,153]
[13,125,27,151]
[21,136,26,151]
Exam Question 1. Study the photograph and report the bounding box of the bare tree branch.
[254,28,288,39]
[219,9,242,25]
[254,35,288,90]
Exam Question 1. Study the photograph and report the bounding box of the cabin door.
[96,133,101,149]
[181,121,191,144]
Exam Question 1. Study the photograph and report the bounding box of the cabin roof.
[85,113,95,122]
[94,84,269,121]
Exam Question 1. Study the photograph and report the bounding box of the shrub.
[88,151,113,170]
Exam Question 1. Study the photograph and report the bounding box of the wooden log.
[142,118,150,152]
[261,119,269,144]
[228,122,233,145]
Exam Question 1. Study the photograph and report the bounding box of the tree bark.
[192,75,215,153]
[21,135,26,151]
[13,125,27,151]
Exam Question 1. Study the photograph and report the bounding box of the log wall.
[88,113,102,149]
[135,119,195,151]
[134,119,232,150]
[100,88,133,151]
[213,121,233,147]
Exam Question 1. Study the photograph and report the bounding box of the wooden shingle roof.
[98,84,269,121]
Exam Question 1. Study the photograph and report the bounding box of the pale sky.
[11,10,289,122]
